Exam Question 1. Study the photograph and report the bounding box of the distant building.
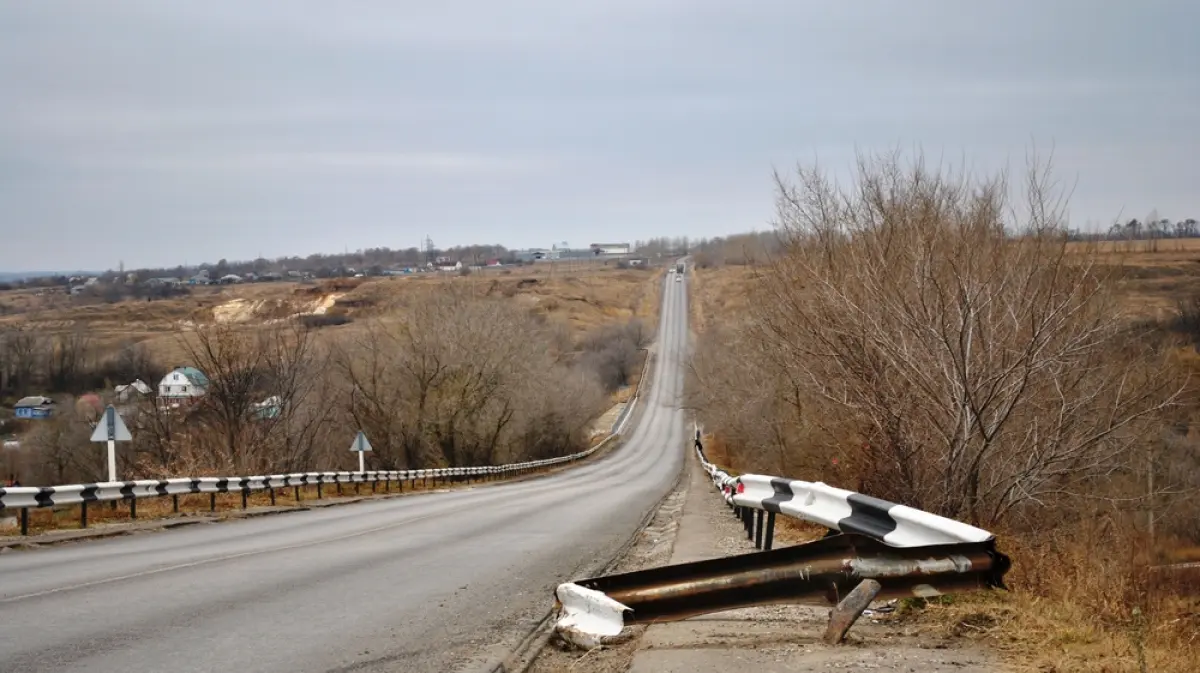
[115,379,152,402]
[14,396,55,420]
[251,396,282,420]
[433,260,463,272]
[157,367,209,407]
[590,243,631,256]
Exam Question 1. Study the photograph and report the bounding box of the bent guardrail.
[552,427,1011,648]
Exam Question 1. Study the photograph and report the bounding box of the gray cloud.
[1,1,1197,270]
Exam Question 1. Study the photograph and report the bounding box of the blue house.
[14,396,55,419]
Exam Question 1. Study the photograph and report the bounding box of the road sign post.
[349,430,373,474]
[89,405,132,482]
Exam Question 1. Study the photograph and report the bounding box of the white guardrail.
[0,389,645,514]
[693,431,995,547]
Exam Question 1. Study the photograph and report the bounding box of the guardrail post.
[80,501,88,529]
[294,486,301,501]
[20,507,28,536]
[754,510,764,549]
[355,480,360,494]
[824,578,882,645]
[130,497,137,520]
[764,511,776,550]
[372,479,377,493]
[269,488,276,506]
[210,493,217,512]
[318,482,324,499]
[336,481,341,495]
[241,489,248,509]
[172,494,179,513]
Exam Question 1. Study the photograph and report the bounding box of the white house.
[590,243,631,256]
[157,367,209,407]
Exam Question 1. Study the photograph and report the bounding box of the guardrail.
[1,342,657,538]
[0,429,626,536]
[692,430,994,550]
[552,428,1012,648]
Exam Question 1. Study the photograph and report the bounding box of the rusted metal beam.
[823,578,882,644]
[561,533,1009,626]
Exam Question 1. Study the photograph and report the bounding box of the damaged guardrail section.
[553,430,1011,648]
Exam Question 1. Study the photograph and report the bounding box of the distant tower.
[424,236,437,266]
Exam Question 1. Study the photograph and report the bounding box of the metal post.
[241,489,248,509]
[20,508,28,536]
[130,497,137,520]
[372,480,377,493]
[764,511,776,551]
[294,486,301,501]
[106,439,117,483]
[210,493,217,512]
[80,501,88,529]
[824,579,883,645]
[318,482,324,499]
[269,488,276,505]
[754,510,764,549]
[336,482,342,495]
[172,494,179,513]
[355,481,360,494]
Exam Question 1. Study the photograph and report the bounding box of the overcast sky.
[1,1,1197,271]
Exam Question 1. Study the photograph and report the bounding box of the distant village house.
[157,367,209,408]
[13,396,55,420]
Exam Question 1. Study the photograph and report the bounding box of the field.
[0,264,665,364]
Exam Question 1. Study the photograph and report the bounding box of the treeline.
[8,290,648,484]
[0,329,160,400]
[689,232,779,268]
[688,152,1199,663]
[4,244,517,290]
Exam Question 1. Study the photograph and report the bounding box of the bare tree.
[0,326,47,397]
[724,151,1183,527]
[333,289,606,470]
[177,320,330,474]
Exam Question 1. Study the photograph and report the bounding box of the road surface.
[0,272,689,673]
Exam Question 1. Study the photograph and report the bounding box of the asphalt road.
[0,271,689,673]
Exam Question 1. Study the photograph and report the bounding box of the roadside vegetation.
[689,151,1200,672]
[1,266,662,487]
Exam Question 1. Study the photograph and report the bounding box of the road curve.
[0,271,689,673]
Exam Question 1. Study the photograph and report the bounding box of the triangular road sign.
[349,430,373,452]
[90,405,132,442]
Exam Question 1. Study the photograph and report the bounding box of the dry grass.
[0,266,665,365]
[690,265,759,333]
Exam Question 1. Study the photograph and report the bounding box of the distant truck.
[675,262,685,274]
